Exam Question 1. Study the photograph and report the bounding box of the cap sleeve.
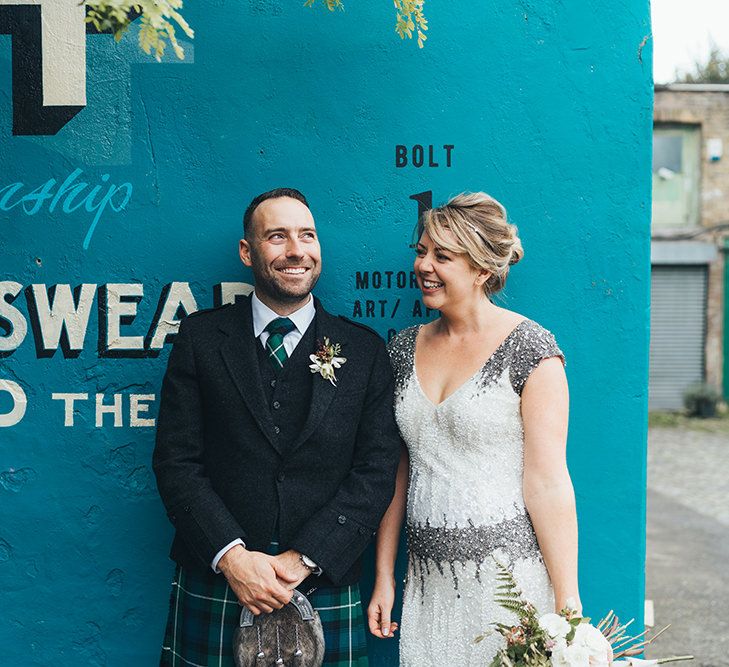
[509,321,565,396]
[386,326,418,394]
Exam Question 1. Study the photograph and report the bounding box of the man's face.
[239,197,322,306]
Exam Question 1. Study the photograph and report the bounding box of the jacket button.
[274,425,280,434]
[270,379,276,388]
[337,515,346,525]
[184,506,191,513]
[273,401,281,410]
[277,472,286,482]
[170,515,177,522]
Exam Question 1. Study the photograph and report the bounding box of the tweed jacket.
[152,295,401,586]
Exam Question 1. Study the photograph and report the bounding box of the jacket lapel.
[290,299,341,453]
[218,297,282,455]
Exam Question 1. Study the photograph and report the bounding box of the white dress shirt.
[211,292,317,573]
[251,291,316,355]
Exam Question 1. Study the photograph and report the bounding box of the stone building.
[651,84,729,409]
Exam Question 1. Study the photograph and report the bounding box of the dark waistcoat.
[256,322,316,454]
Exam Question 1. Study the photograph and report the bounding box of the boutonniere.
[309,337,347,386]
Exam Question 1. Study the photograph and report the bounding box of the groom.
[153,187,401,665]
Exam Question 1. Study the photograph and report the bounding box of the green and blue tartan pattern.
[264,317,296,370]
[160,551,369,666]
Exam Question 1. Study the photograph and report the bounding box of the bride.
[367,192,580,665]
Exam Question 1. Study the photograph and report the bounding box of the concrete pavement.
[646,426,729,665]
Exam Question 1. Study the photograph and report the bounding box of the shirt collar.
[251,291,316,338]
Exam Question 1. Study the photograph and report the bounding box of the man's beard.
[252,258,321,304]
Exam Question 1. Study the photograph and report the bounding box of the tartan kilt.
[160,559,369,667]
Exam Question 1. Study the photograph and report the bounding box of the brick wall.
[654,89,729,391]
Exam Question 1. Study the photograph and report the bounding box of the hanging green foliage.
[85,0,428,63]
[304,0,428,48]
[86,1,194,62]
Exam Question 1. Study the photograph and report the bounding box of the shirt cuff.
[211,538,246,573]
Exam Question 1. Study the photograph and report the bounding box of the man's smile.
[277,266,309,275]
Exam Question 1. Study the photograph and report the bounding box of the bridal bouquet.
[477,562,693,667]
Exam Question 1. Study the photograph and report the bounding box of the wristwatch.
[299,553,322,576]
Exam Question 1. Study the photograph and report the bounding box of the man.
[153,188,401,666]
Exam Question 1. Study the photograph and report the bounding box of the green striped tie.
[264,317,296,371]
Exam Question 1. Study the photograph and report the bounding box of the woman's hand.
[556,596,582,616]
[367,575,399,639]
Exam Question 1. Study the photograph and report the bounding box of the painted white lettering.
[129,394,156,427]
[149,282,198,349]
[105,283,144,351]
[0,1,86,107]
[217,282,254,305]
[95,393,123,428]
[30,283,96,354]
[0,379,27,427]
[0,281,28,352]
[51,392,88,427]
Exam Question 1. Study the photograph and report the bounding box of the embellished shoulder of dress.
[507,319,565,396]
[386,325,419,390]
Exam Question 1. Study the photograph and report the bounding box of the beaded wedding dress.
[387,320,564,666]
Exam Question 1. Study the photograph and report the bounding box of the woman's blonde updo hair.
[420,192,524,295]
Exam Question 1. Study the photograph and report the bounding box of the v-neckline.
[412,319,527,408]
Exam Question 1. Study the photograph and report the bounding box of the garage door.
[649,265,707,410]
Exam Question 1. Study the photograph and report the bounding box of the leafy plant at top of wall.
[85,1,426,61]
[306,0,428,48]
[85,1,194,62]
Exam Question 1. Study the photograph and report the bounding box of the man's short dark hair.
[243,187,310,238]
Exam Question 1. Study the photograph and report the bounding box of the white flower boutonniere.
[309,337,347,386]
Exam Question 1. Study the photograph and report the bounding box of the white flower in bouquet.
[573,623,614,667]
[483,562,693,667]
[552,643,591,667]
[539,613,571,641]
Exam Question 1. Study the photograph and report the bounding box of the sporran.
[232,588,325,667]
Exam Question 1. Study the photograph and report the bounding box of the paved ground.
[646,426,729,666]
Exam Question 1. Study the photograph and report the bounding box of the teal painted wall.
[0,2,653,664]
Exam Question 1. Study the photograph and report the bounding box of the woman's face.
[414,230,485,311]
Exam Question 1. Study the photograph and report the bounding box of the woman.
[367,192,580,665]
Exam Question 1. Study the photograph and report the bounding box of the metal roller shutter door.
[649,265,707,410]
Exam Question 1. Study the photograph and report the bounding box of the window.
[653,134,683,174]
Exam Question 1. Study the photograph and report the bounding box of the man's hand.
[218,545,296,615]
[272,549,312,591]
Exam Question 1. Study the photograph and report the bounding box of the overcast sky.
[652,0,729,83]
